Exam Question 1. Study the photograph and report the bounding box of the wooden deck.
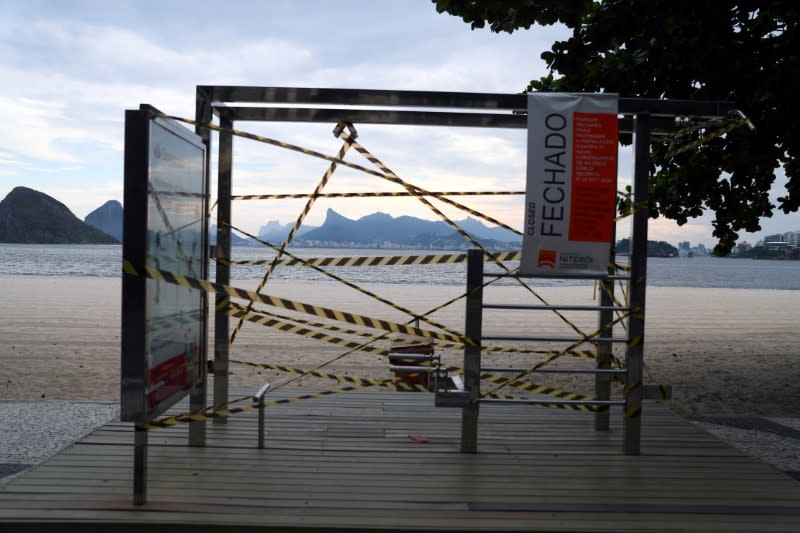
[1,389,799,531]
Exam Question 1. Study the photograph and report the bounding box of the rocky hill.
[296,209,521,250]
[84,200,123,241]
[0,187,118,244]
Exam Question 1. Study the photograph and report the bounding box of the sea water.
[0,243,799,290]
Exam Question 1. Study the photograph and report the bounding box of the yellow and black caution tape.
[143,377,435,430]
[219,250,522,267]
[342,135,594,343]
[613,200,649,222]
[122,260,467,345]
[230,127,354,344]
[227,306,388,356]
[622,380,643,418]
[231,190,524,200]
[228,301,380,340]
[231,360,429,388]
[235,361,601,413]
[664,116,750,159]
[152,116,628,390]
[227,301,602,359]
[482,308,635,398]
[159,113,524,239]
[221,221,466,341]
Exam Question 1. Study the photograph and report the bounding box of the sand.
[0,274,798,416]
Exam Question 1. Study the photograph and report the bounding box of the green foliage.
[615,238,678,257]
[434,0,800,255]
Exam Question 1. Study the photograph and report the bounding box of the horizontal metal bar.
[204,86,527,110]
[389,365,435,373]
[230,107,523,129]
[385,353,436,361]
[224,106,681,134]
[481,335,629,343]
[200,86,733,118]
[482,398,626,407]
[481,367,626,375]
[482,304,629,312]
[485,273,630,281]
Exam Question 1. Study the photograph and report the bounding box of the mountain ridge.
[0,187,118,244]
[297,208,521,250]
[84,200,123,241]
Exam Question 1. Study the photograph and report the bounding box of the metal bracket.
[333,121,357,139]
[435,391,470,408]
[254,383,272,449]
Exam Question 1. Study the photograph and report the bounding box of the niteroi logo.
[153,145,179,162]
[537,249,557,268]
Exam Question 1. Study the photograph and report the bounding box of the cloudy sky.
[1,0,795,247]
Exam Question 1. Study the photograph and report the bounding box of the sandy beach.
[0,274,798,417]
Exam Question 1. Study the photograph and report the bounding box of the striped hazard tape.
[236,361,600,412]
[230,127,354,345]
[143,378,434,430]
[482,308,635,398]
[144,362,600,429]
[228,302,379,340]
[227,305,388,356]
[122,260,468,345]
[159,113,524,239]
[220,222,466,341]
[231,190,524,200]
[227,298,600,360]
[664,116,750,159]
[231,360,428,389]
[220,251,522,267]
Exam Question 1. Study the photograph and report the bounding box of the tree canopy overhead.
[434,0,799,254]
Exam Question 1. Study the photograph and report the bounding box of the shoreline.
[1,275,798,417]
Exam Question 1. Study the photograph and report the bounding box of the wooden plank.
[1,388,799,532]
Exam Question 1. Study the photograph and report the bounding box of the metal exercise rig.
[195,86,734,455]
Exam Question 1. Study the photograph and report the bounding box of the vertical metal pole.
[595,246,615,431]
[214,113,233,424]
[133,424,148,505]
[189,87,212,447]
[461,249,483,453]
[624,113,650,455]
[258,397,266,449]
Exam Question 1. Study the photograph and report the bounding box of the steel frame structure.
[194,86,734,456]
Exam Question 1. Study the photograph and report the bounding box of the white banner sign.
[520,93,619,276]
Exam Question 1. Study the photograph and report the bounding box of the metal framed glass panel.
[121,105,207,423]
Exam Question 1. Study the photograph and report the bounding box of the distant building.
[735,241,753,255]
[764,233,784,243]
[678,241,691,251]
[783,231,800,246]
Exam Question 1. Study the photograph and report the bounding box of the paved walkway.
[0,400,118,482]
[689,415,800,481]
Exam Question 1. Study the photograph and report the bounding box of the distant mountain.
[0,186,118,244]
[457,216,520,244]
[296,209,521,250]
[85,200,123,241]
[258,220,318,243]
[209,225,260,246]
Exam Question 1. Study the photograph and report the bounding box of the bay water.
[1,243,799,290]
